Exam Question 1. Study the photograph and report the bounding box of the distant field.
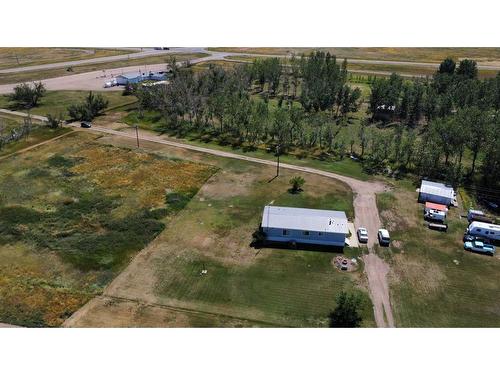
[347,62,499,79]
[225,55,499,78]
[0,132,216,326]
[376,181,500,327]
[0,53,208,85]
[0,91,137,118]
[0,48,130,70]
[192,60,244,72]
[211,47,500,64]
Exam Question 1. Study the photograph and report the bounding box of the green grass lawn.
[377,180,500,327]
[0,132,216,326]
[0,53,209,85]
[0,91,138,118]
[147,160,372,327]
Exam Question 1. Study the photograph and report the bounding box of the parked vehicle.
[467,221,500,242]
[467,209,493,224]
[357,227,368,243]
[428,222,448,232]
[463,233,490,243]
[424,209,446,223]
[464,240,496,256]
[377,229,390,246]
[80,121,92,128]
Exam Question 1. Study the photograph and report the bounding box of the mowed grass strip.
[376,184,500,327]
[0,132,217,326]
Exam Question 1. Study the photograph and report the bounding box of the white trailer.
[467,221,500,241]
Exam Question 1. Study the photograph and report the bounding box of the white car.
[378,229,390,246]
[357,227,368,243]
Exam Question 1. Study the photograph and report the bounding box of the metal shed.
[261,206,348,247]
[418,180,454,206]
[115,71,167,85]
[115,72,143,85]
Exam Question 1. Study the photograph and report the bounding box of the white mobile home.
[467,221,500,241]
[418,180,454,206]
[261,206,348,247]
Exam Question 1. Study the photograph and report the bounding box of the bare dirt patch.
[198,170,252,199]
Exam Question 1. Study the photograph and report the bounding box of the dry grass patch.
[0,132,217,326]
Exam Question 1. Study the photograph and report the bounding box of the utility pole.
[135,125,140,148]
[276,144,280,177]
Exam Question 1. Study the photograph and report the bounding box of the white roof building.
[261,206,348,234]
[418,180,454,205]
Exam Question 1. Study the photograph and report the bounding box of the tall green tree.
[67,91,109,121]
[456,59,478,79]
[329,291,363,328]
[438,57,456,75]
[9,81,46,108]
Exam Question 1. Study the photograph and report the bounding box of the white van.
[467,221,500,241]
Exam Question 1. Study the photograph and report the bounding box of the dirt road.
[65,123,395,327]
[0,323,22,328]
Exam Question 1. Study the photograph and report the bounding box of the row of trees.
[370,67,500,126]
[133,53,499,188]
[135,53,361,152]
[367,57,500,186]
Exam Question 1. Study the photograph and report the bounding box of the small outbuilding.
[418,180,454,206]
[115,71,168,86]
[260,206,349,248]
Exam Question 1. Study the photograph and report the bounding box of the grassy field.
[71,132,374,327]
[211,47,500,64]
[0,112,41,132]
[150,161,375,327]
[0,53,208,85]
[0,48,130,70]
[0,91,137,118]
[0,127,72,158]
[225,55,499,78]
[376,180,500,327]
[347,62,499,79]
[0,132,216,326]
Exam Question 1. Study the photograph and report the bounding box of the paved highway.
[0,47,204,74]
